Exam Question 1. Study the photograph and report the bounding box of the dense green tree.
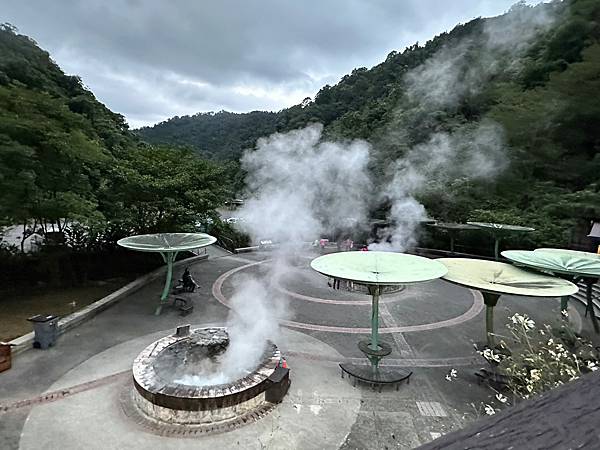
[0,24,229,255]
[100,146,228,234]
[3,0,600,254]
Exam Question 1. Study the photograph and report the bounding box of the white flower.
[481,348,501,363]
[510,313,525,325]
[587,361,598,372]
[561,309,569,318]
[495,393,508,403]
[445,368,458,381]
[530,369,541,382]
[484,404,496,415]
[510,313,535,329]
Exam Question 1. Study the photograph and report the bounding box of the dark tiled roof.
[418,371,600,450]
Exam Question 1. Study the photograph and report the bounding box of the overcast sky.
[4,1,543,129]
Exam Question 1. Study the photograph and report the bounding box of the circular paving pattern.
[212,259,484,334]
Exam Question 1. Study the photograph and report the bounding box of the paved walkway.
[0,247,595,449]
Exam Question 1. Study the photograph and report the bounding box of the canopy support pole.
[370,285,380,352]
[358,285,386,372]
[494,237,501,261]
[483,292,500,348]
[583,277,599,333]
[560,296,570,317]
[555,274,579,321]
[156,251,179,315]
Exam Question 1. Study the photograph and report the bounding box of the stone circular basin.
[131,327,287,427]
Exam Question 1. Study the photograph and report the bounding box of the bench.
[174,297,194,316]
[340,363,412,392]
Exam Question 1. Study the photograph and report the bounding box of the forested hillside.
[140,0,600,247]
[139,111,278,160]
[0,23,230,285]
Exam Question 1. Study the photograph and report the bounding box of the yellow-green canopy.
[438,258,578,297]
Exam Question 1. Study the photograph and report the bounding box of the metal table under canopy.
[427,222,479,253]
[117,233,216,315]
[438,258,577,347]
[502,249,600,332]
[467,222,535,261]
[311,251,447,386]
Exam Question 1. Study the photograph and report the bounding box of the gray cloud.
[3,0,545,127]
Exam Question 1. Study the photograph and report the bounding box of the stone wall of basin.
[131,326,283,426]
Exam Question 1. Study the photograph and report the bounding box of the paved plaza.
[0,247,595,449]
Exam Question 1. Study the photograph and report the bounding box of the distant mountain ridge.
[137,0,600,248]
[138,110,278,160]
[1,0,599,251]
[138,0,596,162]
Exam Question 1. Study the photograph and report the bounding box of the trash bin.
[27,314,59,349]
[0,343,14,372]
[265,366,291,403]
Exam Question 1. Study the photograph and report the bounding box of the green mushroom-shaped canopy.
[311,251,448,286]
[117,233,216,253]
[502,249,600,278]
[467,222,535,232]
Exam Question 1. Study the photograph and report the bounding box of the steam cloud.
[371,121,507,251]
[196,4,558,382]
[375,1,558,250]
[205,124,373,384]
[239,123,372,244]
[406,2,557,110]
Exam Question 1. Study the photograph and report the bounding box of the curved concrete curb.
[8,253,209,357]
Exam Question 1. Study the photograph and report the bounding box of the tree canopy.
[0,24,228,252]
[139,0,600,248]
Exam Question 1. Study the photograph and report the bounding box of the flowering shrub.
[481,313,599,399]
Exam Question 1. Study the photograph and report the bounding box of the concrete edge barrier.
[8,253,209,356]
[234,246,260,253]
[234,242,316,253]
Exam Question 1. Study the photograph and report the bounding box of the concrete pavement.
[1,247,595,449]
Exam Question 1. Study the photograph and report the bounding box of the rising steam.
[238,123,372,244]
[374,2,558,250]
[206,125,373,384]
[200,3,558,382]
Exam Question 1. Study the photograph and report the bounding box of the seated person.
[175,267,198,293]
